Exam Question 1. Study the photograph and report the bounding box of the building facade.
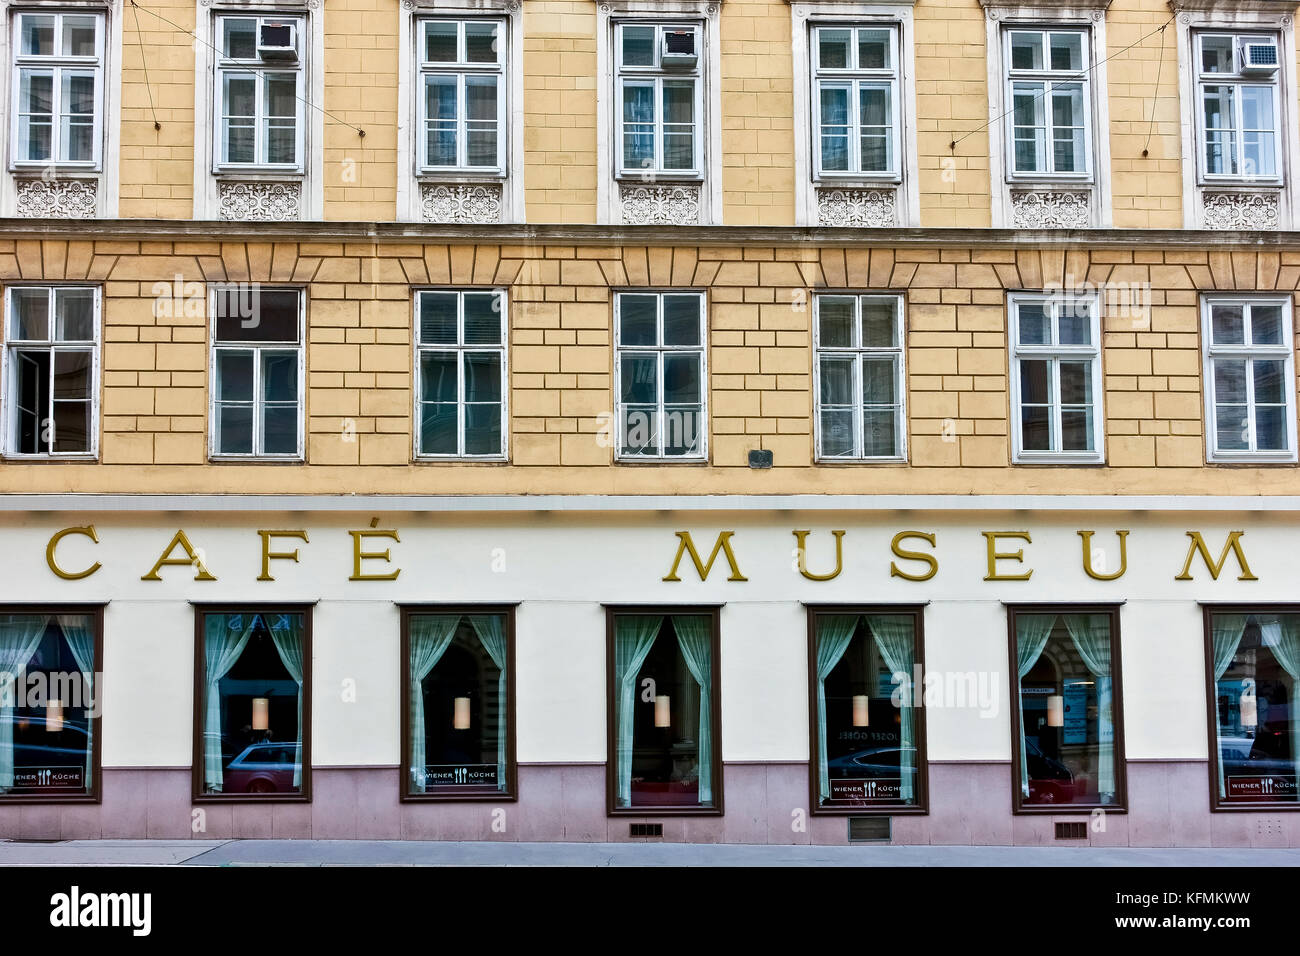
[0,0,1298,847]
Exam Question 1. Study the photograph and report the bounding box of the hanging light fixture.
[1240,690,1258,729]
[852,695,870,727]
[251,697,270,732]
[453,697,471,730]
[654,695,671,728]
[45,697,63,732]
[1046,694,1064,728]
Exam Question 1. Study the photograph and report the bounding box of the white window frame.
[614,20,703,178]
[1007,290,1105,464]
[415,18,506,175]
[1194,31,1284,186]
[207,285,305,461]
[596,0,722,225]
[1,283,100,460]
[193,0,322,219]
[397,0,524,223]
[613,290,708,463]
[812,292,907,462]
[1002,26,1092,180]
[1201,294,1297,463]
[211,13,305,172]
[8,9,104,170]
[809,23,900,181]
[412,287,509,462]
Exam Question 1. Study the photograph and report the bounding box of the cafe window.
[1009,605,1125,812]
[808,606,925,813]
[1206,608,1300,809]
[0,607,101,801]
[401,607,515,800]
[194,607,310,800]
[606,607,720,813]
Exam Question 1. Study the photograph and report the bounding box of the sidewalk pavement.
[0,839,1298,866]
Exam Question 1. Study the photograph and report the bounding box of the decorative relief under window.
[14,179,98,218]
[816,187,898,228]
[1010,189,1091,229]
[419,183,504,224]
[217,182,303,222]
[618,183,702,226]
[1201,191,1281,231]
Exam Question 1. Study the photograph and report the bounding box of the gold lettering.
[1078,530,1129,581]
[792,530,844,581]
[983,531,1032,581]
[663,531,748,582]
[350,518,400,581]
[46,525,101,580]
[141,530,216,581]
[890,531,938,582]
[258,530,309,582]
[1175,531,1257,581]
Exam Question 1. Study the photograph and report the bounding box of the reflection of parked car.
[1220,735,1295,778]
[827,745,919,781]
[1025,739,1075,804]
[223,743,299,794]
[12,718,91,782]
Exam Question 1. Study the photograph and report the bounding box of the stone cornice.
[9,218,1300,250]
[1169,0,1299,15]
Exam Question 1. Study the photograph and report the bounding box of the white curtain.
[268,614,305,789]
[1260,616,1300,804]
[815,615,859,802]
[408,615,460,793]
[469,614,509,792]
[1210,614,1248,798]
[56,614,96,786]
[1062,613,1115,800]
[0,614,49,792]
[1015,614,1057,798]
[671,615,714,805]
[869,615,917,802]
[202,614,258,793]
[613,616,662,807]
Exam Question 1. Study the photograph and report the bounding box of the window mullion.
[1244,354,1258,452]
[251,347,263,456]
[1051,356,1063,452]
[853,345,864,458]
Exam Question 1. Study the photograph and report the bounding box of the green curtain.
[0,614,50,792]
[469,614,508,792]
[56,614,96,787]
[1062,613,1114,800]
[613,615,662,808]
[202,614,258,793]
[869,615,917,802]
[1015,614,1056,798]
[814,615,859,802]
[671,615,714,805]
[408,615,460,793]
[268,614,305,789]
[1260,616,1300,803]
[1210,614,1248,798]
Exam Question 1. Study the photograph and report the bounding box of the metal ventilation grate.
[1055,821,1087,840]
[629,823,663,838]
[848,816,891,842]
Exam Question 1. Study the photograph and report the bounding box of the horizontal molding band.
[8,218,1300,249]
[1,492,1299,513]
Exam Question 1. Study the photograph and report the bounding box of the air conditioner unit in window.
[1239,41,1278,74]
[257,21,298,60]
[661,30,697,69]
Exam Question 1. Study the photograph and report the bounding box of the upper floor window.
[418,19,505,174]
[616,22,702,177]
[1196,32,1282,183]
[10,11,104,168]
[1202,295,1296,461]
[812,25,899,180]
[4,285,98,458]
[210,286,303,459]
[214,14,304,170]
[1005,28,1090,178]
[415,289,507,460]
[1008,292,1103,462]
[614,291,706,461]
[814,293,906,461]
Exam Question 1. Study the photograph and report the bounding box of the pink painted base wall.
[1,762,1297,846]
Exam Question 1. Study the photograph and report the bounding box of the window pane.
[62,16,99,57]
[620,405,657,455]
[859,86,891,171]
[862,408,897,457]
[622,25,655,66]
[1201,35,1233,74]
[423,21,458,62]
[662,81,695,170]
[622,82,654,168]
[463,292,501,344]
[1012,86,1044,172]
[420,403,458,455]
[818,29,851,70]
[215,288,299,343]
[1255,404,1286,451]
[52,400,90,453]
[222,75,256,164]
[222,18,257,58]
[52,350,91,400]
[1021,405,1051,451]
[820,408,854,457]
[1213,358,1247,403]
[200,613,305,795]
[465,404,502,456]
[1061,407,1092,451]
[858,29,891,70]
[215,351,254,403]
[1017,302,1050,345]
[1055,300,1091,345]
[818,86,849,171]
[11,288,50,340]
[1016,613,1118,807]
[619,295,657,346]
[663,295,701,346]
[662,405,701,456]
[819,356,854,406]
[1211,303,1245,345]
[14,350,48,454]
[862,356,896,405]
[262,351,297,403]
[1051,85,1084,172]
[264,75,297,164]
[216,403,254,454]
[818,296,855,347]
[620,353,657,404]
[1250,304,1284,346]
[262,404,298,455]
[420,352,457,403]
[663,353,700,404]
[1048,32,1083,71]
[20,15,55,56]
[860,297,897,347]
[466,77,499,167]
[419,292,458,344]
[464,352,501,403]
[1009,31,1043,71]
[465,22,499,63]
[1059,360,1092,405]
[19,73,53,162]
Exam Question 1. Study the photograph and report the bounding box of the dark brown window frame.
[604,604,723,817]
[0,603,104,805]
[191,603,314,804]
[1201,602,1300,812]
[1006,602,1128,815]
[399,603,518,802]
[805,603,928,816]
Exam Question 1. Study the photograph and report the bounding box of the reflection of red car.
[1026,740,1076,804]
[223,743,299,794]
[628,780,700,806]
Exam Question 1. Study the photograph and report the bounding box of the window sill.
[607,805,723,817]
[414,455,509,464]
[812,803,927,816]
[10,166,101,176]
[401,790,518,803]
[615,173,704,185]
[0,793,100,805]
[212,168,305,180]
[1013,454,1105,466]
[813,175,902,187]
[1198,179,1284,190]
[1210,801,1300,813]
[614,456,709,465]
[193,792,311,804]
[1013,803,1127,815]
[416,171,507,182]
[814,455,908,465]
[1006,176,1094,186]
[209,455,306,464]
[1,454,98,463]
[1207,454,1298,465]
